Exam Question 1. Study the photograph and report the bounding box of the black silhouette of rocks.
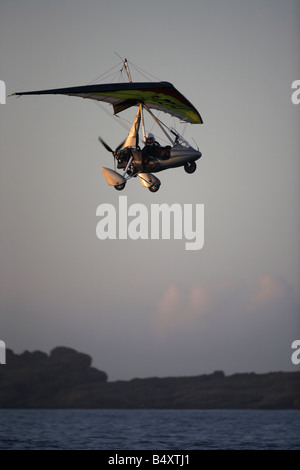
[0,347,107,408]
[0,347,299,409]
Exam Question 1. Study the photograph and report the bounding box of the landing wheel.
[114,182,126,191]
[184,161,196,174]
[149,184,160,193]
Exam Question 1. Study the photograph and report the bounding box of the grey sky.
[0,0,299,380]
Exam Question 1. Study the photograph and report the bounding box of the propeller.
[98,137,114,153]
[98,137,126,170]
[98,137,126,154]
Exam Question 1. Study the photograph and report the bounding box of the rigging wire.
[86,58,132,133]
[87,61,124,85]
[128,60,162,82]
[87,57,162,86]
[149,111,160,134]
[91,100,131,133]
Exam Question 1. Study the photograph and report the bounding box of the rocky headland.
[0,347,299,409]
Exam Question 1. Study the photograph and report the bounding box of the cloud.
[154,275,297,330]
[152,278,245,336]
[151,275,299,374]
[153,283,209,336]
[250,274,285,306]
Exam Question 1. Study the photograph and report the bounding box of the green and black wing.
[13,81,203,124]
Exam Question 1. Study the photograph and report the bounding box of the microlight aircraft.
[11,59,203,192]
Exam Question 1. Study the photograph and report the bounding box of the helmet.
[146,133,155,144]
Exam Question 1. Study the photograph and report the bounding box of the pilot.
[145,133,156,146]
[142,133,160,167]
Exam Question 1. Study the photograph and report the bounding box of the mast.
[124,58,132,83]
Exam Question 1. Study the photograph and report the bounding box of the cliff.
[0,347,299,409]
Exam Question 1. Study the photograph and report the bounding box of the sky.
[0,0,299,381]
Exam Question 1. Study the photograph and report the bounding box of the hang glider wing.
[12,82,203,124]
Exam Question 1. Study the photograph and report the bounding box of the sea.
[0,409,299,451]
